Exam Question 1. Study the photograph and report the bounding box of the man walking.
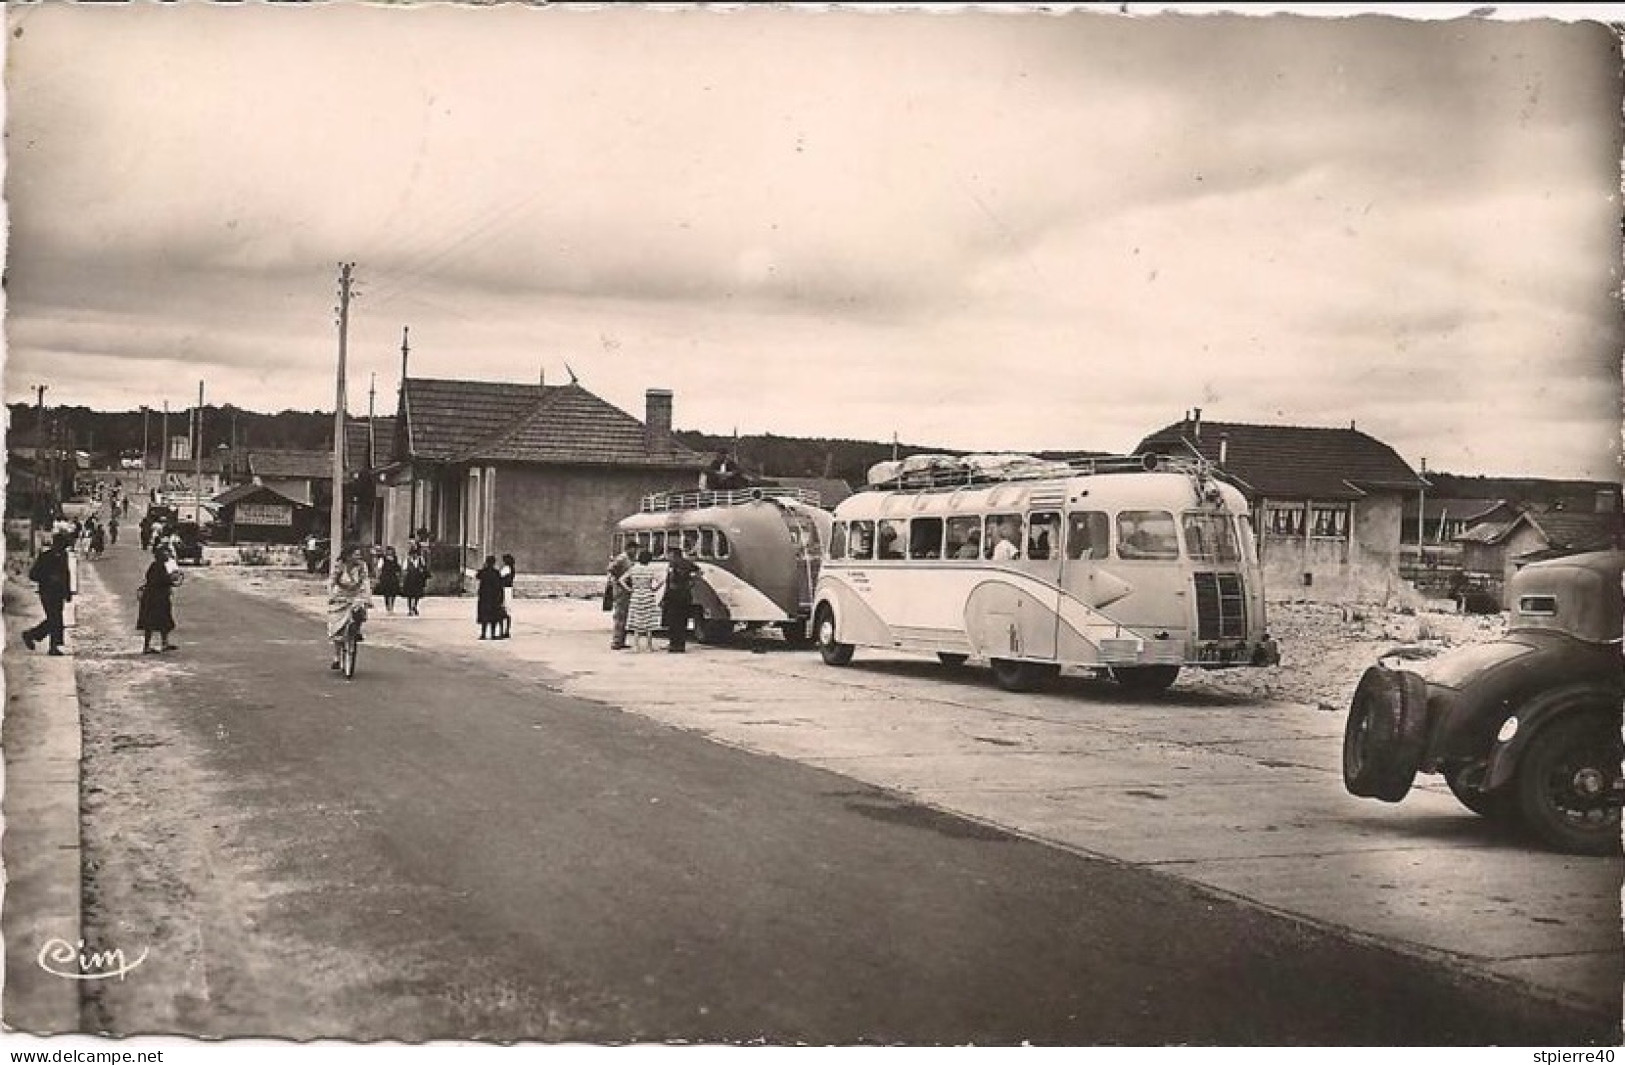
[22,532,73,656]
[607,541,635,650]
[661,543,701,654]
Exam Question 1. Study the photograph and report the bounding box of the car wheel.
[1443,765,1515,821]
[1342,665,1430,802]
[1110,665,1180,693]
[989,658,1058,693]
[1515,713,1622,856]
[815,606,854,666]
[937,652,970,669]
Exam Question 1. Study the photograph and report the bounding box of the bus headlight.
[1496,716,1519,744]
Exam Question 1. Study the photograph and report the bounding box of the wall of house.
[489,465,699,574]
[1258,493,1407,603]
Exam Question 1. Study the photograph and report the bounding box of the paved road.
[72,548,1618,1044]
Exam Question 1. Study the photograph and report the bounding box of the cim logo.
[37,938,148,981]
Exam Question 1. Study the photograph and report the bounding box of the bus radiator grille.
[1194,572,1246,641]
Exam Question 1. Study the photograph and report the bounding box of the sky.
[3,2,1622,480]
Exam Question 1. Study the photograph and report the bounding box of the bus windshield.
[1182,512,1241,563]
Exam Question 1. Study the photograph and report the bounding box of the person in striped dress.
[622,549,664,652]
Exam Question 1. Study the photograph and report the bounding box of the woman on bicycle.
[326,544,374,670]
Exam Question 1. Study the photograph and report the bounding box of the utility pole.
[193,381,205,521]
[31,385,46,544]
[331,263,356,564]
[140,405,150,482]
[1417,457,1428,554]
[161,400,170,499]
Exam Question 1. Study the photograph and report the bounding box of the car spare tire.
[1342,665,1430,802]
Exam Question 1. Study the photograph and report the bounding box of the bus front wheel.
[815,608,854,666]
[990,658,1057,693]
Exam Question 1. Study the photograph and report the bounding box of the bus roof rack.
[640,486,823,512]
[859,452,1211,491]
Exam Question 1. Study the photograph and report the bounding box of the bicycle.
[336,601,367,679]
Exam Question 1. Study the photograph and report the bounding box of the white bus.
[811,453,1280,692]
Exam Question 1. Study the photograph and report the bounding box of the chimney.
[1192,407,1202,440]
[645,389,673,454]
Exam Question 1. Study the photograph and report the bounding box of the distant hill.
[1425,472,1620,510]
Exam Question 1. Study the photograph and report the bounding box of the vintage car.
[1342,549,1623,855]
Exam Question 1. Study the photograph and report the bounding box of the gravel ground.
[211,563,1510,711]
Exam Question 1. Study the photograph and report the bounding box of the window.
[909,517,944,560]
[714,530,730,559]
[828,522,847,560]
[945,516,981,560]
[1518,595,1558,616]
[681,529,700,555]
[1067,511,1110,560]
[1027,512,1061,561]
[985,513,1024,560]
[877,519,907,560]
[849,520,875,561]
[1311,505,1349,540]
[698,528,715,558]
[1266,503,1305,538]
[1183,513,1242,563]
[1117,510,1179,560]
[650,531,666,557]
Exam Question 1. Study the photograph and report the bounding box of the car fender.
[1484,681,1622,793]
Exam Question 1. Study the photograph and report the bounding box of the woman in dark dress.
[137,546,179,653]
[375,546,403,613]
[475,555,505,640]
[401,545,430,616]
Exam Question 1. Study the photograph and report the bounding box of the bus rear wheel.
[990,658,1058,693]
[780,621,814,649]
[694,616,734,645]
[1110,665,1180,693]
[815,607,854,666]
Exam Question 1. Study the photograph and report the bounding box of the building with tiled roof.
[378,375,707,575]
[1457,502,1625,606]
[1136,411,1427,602]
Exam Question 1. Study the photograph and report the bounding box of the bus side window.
[699,528,716,559]
[1067,511,1109,560]
[651,531,666,557]
[849,520,874,560]
[985,513,1023,560]
[1117,510,1179,560]
[682,529,699,556]
[714,530,730,559]
[945,516,980,560]
[878,519,906,560]
[909,517,944,560]
[829,523,847,560]
[1027,511,1059,561]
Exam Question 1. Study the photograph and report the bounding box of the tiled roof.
[1525,510,1625,552]
[214,482,309,508]
[1136,419,1425,500]
[1456,518,1518,545]
[401,379,547,462]
[344,417,397,471]
[453,383,706,469]
[1403,497,1506,522]
[247,449,333,480]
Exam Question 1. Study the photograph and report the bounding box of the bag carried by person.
[601,579,615,612]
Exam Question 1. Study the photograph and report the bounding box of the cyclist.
[326,544,374,670]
